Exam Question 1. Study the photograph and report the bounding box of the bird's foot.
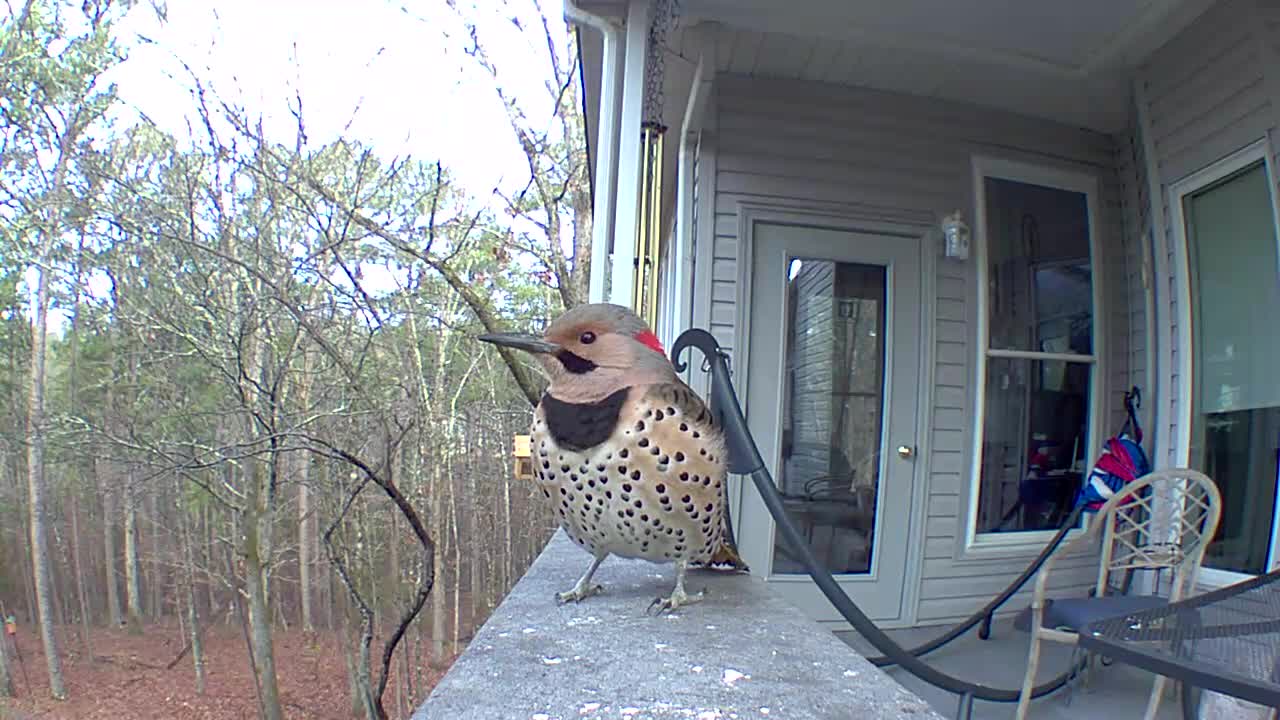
[555,582,604,605]
[646,586,707,615]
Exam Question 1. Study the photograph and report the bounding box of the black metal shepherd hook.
[1122,385,1143,441]
[669,328,1088,705]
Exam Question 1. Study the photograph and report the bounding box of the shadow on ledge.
[414,530,945,719]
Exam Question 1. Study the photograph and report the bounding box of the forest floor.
[0,622,455,720]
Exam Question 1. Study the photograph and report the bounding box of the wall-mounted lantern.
[941,211,971,261]
[513,434,534,481]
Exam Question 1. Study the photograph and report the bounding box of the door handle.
[897,445,915,460]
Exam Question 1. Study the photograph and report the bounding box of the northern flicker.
[479,303,746,613]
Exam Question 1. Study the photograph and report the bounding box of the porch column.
[609,0,651,307]
[566,2,624,305]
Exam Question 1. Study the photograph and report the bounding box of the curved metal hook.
[670,327,720,374]
[669,328,760,475]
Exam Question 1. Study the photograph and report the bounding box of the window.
[1176,149,1280,576]
[971,159,1101,541]
[774,258,887,574]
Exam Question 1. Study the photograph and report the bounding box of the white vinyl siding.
[709,73,1138,624]
[1138,0,1280,470]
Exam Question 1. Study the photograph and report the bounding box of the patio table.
[1078,568,1280,713]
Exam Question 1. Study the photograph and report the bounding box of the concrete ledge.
[415,531,945,719]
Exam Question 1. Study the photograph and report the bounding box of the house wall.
[1137,0,1280,471]
[702,73,1145,625]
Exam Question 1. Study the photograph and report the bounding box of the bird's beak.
[477,332,561,355]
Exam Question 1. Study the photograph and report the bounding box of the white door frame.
[731,200,936,627]
[1166,136,1280,588]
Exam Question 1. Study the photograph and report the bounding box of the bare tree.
[26,246,66,699]
[442,0,594,310]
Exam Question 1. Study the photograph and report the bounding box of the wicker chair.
[1014,468,1222,720]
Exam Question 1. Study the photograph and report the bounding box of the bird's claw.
[645,597,674,615]
[645,586,708,615]
[555,583,604,604]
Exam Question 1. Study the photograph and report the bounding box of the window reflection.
[985,178,1092,355]
[1185,160,1280,574]
[773,259,886,575]
[977,358,1091,533]
[977,175,1095,534]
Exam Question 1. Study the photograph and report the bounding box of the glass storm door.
[1182,159,1280,577]
[740,222,922,623]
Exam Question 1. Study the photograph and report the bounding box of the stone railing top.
[415,530,945,720]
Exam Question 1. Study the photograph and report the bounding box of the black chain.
[643,0,680,127]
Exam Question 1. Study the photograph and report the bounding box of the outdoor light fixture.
[941,210,970,261]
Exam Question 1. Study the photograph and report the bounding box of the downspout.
[564,1,623,304]
[672,29,709,350]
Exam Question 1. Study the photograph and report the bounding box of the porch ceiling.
[576,0,1220,137]
[681,0,1209,79]
[571,0,1218,264]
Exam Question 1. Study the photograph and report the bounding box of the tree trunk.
[225,511,265,716]
[389,444,408,715]
[26,261,67,699]
[449,470,462,652]
[502,472,513,603]
[100,458,123,628]
[67,234,94,654]
[243,465,284,720]
[413,309,454,663]
[338,619,371,719]
[20,515,37,626]
[320,462,335,632]
[389,506,406,717]
[148,490,163,621]
[124,473,144,634]
[8,313,36,628]
[429,461,445,662]
[469,450,482,630]
[298,456,314,632]
[70,491,94,657]
[0,625,13,697]
[203,504,217,620]
[176,479,206,694]
[296,349,316,632]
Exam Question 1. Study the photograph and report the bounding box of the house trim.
[608,0,650,307]
[1133,77,1176,477]
[964,154,1106,556]
[731,199,936,627]
[669,24,718,354]
[690,129,716,397]
[567,2,623,305]
[1165,136,1280,588]
[1131,79,1164,461]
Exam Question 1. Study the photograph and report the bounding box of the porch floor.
[836,620,1186,720]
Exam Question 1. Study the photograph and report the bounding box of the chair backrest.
[1093,468,1222,602]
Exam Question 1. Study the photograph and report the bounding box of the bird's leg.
[556,553,607,604]
[647,559,706,615]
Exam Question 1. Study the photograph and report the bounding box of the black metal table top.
[1078,568,1280,709]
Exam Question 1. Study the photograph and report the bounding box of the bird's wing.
[633,381,748,572]
[639,381,721,434]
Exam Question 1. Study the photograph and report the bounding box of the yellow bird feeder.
[513,434,534,481]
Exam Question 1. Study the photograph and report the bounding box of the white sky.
[106,0,569,199]
[27,0,574,331]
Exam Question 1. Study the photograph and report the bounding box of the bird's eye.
[579,331,597,345]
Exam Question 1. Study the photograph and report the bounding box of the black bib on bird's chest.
[541,388,629,452]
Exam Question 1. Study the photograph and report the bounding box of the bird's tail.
[696,535,750,573]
